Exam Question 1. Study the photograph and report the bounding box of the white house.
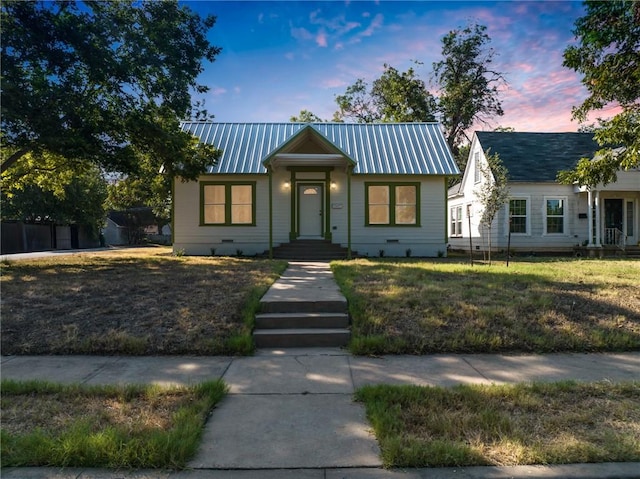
[448,131,640,255]
[173,122,459,258]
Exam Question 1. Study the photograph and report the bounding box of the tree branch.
[1,148,31,174]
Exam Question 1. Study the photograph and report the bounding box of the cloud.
[211,87,227,96]
[360,13,383,37]
[291,24,314,42]
[284,52,295,61]
[319,77,349,89]
[316,30,328,47]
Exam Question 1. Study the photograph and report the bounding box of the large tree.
[433,23,506,156]
[334,64,437,123]
[1,152,107,235]
[559,0,640,186]
[1,0,220,179]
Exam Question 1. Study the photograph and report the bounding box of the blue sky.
[185,1,616,133]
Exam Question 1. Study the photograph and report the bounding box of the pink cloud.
[361,13,383,37]
[291,25,313,42]
[316,30,328,47]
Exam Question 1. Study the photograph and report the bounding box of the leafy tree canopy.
[1,152,107,234]
[1,0,221,178]
[433,23,506,155]
[560,0,640,186]
[290,110,326,122]
[334,64,437,123]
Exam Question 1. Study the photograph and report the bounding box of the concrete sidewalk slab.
[349,355,491,388]
[188,394,381,469]
[1,356,232,387]
[465,352,640,384]
[223,354,353,394]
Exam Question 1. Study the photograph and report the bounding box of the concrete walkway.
[2,262,640,478]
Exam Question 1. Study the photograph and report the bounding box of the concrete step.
[253,328,351,348]
[259,299,348,314]
[255,312,349,329]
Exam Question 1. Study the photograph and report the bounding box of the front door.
[604,199,623,245]
[298,184,323,237]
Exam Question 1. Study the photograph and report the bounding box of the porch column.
[587,188,594,247]
[594,189,601,246]
[347,167,352,259]
[268,166,273,259]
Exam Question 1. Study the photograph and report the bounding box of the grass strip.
[1,379,227,469]
[332,258,640,354]
[355,381,640,468]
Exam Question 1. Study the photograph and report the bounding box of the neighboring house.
[448,131,640,255]
[103,208,168,246]
[174,122,459,257]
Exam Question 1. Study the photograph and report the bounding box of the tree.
[1,0,221,179]
[559,0,640,186]
[433,23,506,156]
[334,64,437,123]
[290,110,326,122]
[474,151,510,265]
[1,152,107,236]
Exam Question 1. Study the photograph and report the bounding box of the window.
[473,152,481,183]
[545,197,566,234]
[201,182,255,225]
[450,206,462,236]
[366,183,419,226]
[627,201,634,236]
[509,198,528,234]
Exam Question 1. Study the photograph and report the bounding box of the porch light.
[283,180,291,189]
[330,181,337,190]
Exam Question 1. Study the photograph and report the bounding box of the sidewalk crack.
[462,356,490,381]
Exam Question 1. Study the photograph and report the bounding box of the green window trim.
[200,181,257,226]
[364,182,421,227]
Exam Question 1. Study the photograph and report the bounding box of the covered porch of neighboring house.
[579,179,640,256]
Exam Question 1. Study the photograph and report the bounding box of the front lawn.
[356,381,640,468]
[0,247,287,355]
[332,258,640,354]
[1,379,226,468]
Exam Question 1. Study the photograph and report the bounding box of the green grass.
[1,379,227,469]
[355,381,640,468]
[332,258,640,354]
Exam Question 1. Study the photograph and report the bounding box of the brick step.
[253,328,350,348]
[255,312,349,329]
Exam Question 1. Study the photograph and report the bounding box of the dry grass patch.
[1,379,226,468]
[356,381,640,468]
[332,258,640,354]
[1,247,287,355]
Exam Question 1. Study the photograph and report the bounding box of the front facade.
[174,122,459,257]
[448,132,640,254]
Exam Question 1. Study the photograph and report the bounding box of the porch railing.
[604,228,626,250]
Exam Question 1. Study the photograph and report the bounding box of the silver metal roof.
[180,122,459,176]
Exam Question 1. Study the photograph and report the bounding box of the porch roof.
[180,122,458,176]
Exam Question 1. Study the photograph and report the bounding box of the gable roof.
[181,122,458,175]
[475,132,600,182]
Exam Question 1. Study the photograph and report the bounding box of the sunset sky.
[185,1,617,133]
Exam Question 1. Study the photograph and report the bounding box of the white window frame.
[450,205,463,237]
[473,152,481,184]
[543,196,568,235]
[507,196,530,235]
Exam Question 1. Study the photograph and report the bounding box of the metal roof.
[180,122,458,175]
[475,131,600,182]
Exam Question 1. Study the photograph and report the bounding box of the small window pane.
[547,217,564,234]
[369,185,389,204]
[396,185,416,204]
[396,206,416,224]
[547,199,564,216]
[511,216,526,233]
[232,205,252,224]
[627,201,634,236]
[204,205,225,224]
[232,185,252,204]
[204,185,225,204]
[369,205,389,224]
[510,199,526,216]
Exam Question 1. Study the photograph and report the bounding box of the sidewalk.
[2,350,640,478]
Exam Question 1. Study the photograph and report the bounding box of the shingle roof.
[181,122,459,175]
[475,132,600,182]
